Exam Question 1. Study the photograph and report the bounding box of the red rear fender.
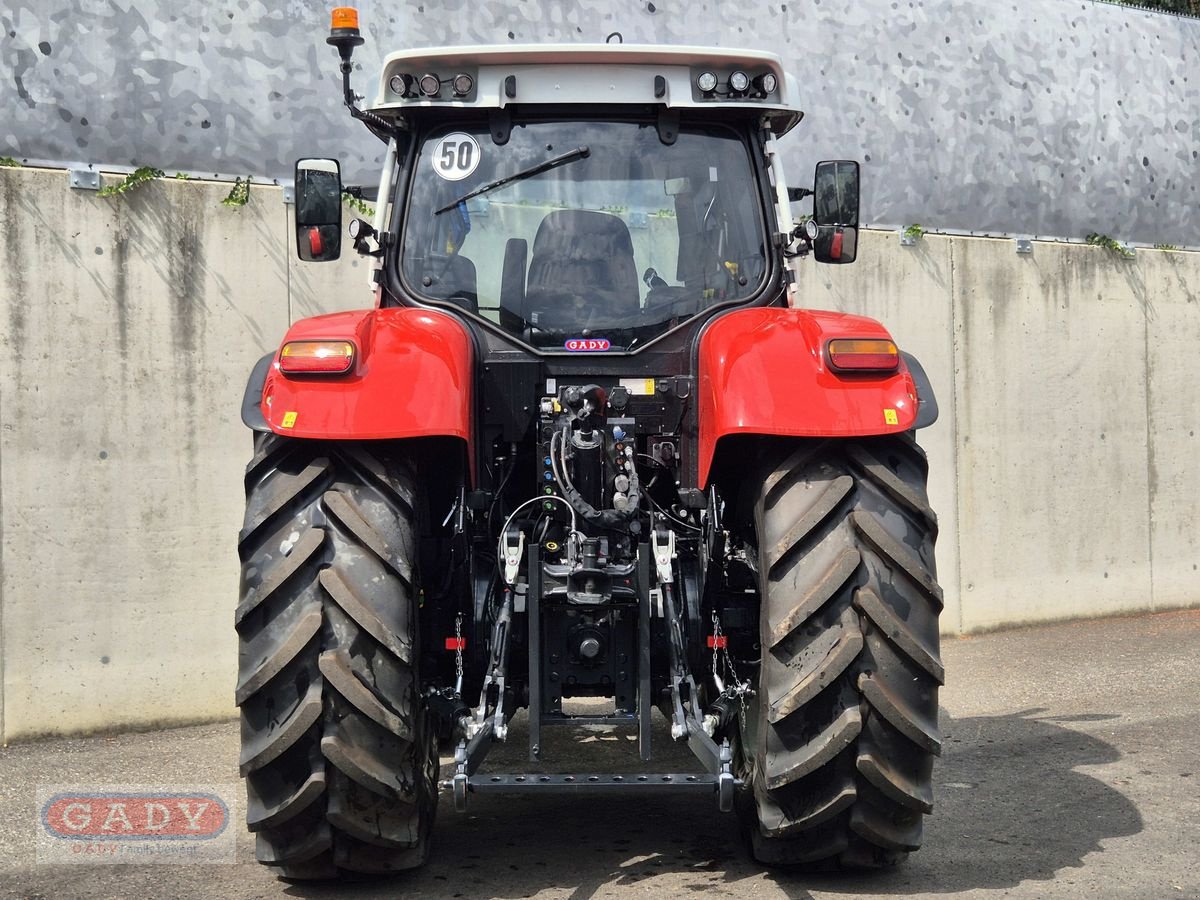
[261,307,474,447]
[697,308,919,487]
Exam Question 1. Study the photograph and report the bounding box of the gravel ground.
[1,609,1197,899]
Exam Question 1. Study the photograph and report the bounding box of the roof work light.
[419,73,441,97]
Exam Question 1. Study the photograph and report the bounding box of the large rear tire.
[741,435,943,868]
[235,434,438,879]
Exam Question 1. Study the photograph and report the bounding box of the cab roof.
[369,44,804,135]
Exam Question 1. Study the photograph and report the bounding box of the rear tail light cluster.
[279,341,356,374]
[826,339,899,373]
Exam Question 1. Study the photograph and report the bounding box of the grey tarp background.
[1,0,1198,245]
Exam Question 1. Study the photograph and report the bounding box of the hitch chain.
[710,610,755,731]
[454,612,465,697]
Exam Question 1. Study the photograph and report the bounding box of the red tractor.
[236,8,942,879]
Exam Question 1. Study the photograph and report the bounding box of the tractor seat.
[422,253,479,315]
[523,210,640,329]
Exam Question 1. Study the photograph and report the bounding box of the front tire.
[235,434,438,879]
[742,435,943,867]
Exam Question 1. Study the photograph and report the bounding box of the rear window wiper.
[435,146,590,215]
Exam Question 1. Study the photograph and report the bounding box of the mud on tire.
[741,435,943,868]
[235,433,438,879]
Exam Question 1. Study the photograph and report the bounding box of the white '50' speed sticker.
[432,133,481,181]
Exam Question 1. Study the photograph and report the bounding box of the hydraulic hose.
[555,425,641,529]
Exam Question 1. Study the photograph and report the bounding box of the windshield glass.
[400,120,767,349]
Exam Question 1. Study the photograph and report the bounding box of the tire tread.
[236,435,435,878]
[746,435,941,868]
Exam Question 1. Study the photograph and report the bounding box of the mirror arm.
[352,236,386,258]
[343,184,379,203]
[351,227,387,259]
[784,233,811,259]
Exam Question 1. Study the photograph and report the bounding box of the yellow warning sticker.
[883,409,899,425]
[281,411,298,429]
[620,377,657,396]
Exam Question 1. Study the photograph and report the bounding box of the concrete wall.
[797,231,1200,633]
[0,168,365,743]
[1,168,1197,741]
[3,1,1200,246]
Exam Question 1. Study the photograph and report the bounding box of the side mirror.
[295,158,343,262]
[812,160,859,265]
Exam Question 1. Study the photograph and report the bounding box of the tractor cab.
[297,37,860,354]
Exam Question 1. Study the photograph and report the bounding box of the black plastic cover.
[902,351,939,430]
[240,352,274,432]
